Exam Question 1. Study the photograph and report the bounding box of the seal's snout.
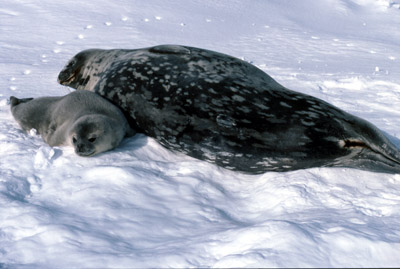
[75,143,95,157]
[58,62,81,85]
[57,72,66,84]
[58,71,72,85]
[77,143,84,151]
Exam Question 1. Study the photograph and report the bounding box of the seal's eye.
[72,137,77,144]
[88,137,96,143]
[68,60,77,68]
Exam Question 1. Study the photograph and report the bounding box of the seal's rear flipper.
[337,137,400,174]
[9,96,20,106]
[347,147,400,174]
[9,96,34,107]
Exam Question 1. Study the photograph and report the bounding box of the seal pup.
[58,45,400,173]
[10,91,133,156]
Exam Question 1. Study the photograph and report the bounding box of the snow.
[1,0,400,267]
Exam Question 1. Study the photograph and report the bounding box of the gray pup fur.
[10,91,133,156]
[58,44,400,173]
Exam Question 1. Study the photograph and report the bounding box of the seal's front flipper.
[125,125,136,137]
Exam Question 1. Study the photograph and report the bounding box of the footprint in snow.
[27,176,42,193]
[34,145,61,169]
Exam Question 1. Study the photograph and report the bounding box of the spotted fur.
[58,45,400,173]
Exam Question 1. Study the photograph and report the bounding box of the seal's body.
[10,91,132,156]
[58,45,400,173]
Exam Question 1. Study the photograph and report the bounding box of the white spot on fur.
[280,102,292,108]
[301,119,315,126]
[237,106,251,113]
[232,95,245,102]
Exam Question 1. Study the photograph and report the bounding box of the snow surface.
[1,0,400,267]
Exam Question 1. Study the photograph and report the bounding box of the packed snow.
[1,0,400,267]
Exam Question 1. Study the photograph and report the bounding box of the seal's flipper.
[10,96,34,107]
[125,125,136,137]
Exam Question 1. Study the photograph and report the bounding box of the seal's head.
[58,49,103,90]
[69,114,125,157]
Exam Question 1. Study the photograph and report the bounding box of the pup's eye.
[88,137,96,143]
[72,137,77,143]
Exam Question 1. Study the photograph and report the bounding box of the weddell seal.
[10,91,133,156]
[58,44,400,174]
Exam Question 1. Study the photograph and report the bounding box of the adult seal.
[58,44,400,174]
[10,91,133,156]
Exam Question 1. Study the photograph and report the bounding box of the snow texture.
[1,0,400,267]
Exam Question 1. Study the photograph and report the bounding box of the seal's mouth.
[59,74,74,85]
[76,150,96,157]
[58,67,81,85]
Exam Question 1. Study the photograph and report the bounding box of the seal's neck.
[78,50,122,91]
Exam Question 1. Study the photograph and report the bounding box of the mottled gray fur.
[58,44,400,173]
